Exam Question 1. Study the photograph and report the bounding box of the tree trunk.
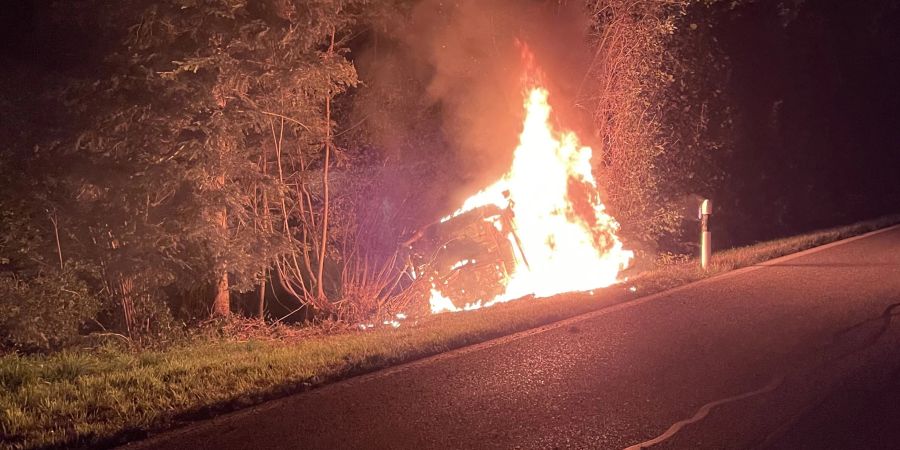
[212,269,230,317]
[316,27,336,301]
[118,276,136,340]
[258,269,266,321]
[49,212,63,270]
[316,98,330,300]
[212,177,230,317]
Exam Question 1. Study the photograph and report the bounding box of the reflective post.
[700,199,712,270]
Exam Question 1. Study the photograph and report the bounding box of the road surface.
[126,225,900,449]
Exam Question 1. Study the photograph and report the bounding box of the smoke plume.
[354,0,595,220]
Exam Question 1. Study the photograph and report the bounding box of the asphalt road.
[127,225,900,450]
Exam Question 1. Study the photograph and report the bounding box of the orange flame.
[430,81,633,314]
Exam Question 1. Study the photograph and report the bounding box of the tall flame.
[430,83,633,313]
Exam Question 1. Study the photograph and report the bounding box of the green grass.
[1,215,898,449]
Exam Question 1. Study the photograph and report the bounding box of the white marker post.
[700,199,712,270]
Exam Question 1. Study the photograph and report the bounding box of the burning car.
[403,59,634,315]
[405,197,529,312]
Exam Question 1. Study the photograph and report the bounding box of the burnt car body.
[405,204,522,309]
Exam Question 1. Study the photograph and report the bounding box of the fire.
[430,82,633,313]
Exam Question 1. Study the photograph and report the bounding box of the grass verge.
[2,214,898,449]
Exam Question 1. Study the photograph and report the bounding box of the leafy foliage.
[0,268,98,352]
[582,0,731,253]
[0,0,761,349]
[0,0,372,347]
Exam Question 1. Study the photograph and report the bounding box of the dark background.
[1,0,898,250]
[713,0,900,245]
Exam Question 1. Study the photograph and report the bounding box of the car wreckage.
[403,197,528,311]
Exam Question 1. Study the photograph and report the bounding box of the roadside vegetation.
[0,0,732,354]
[2,215,897,450]
[3,0,898,448]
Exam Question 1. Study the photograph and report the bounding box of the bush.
[0,268,99,352]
